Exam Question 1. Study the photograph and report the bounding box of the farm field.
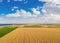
[0,26,60,43]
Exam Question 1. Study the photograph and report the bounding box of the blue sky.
[0,0,60,24]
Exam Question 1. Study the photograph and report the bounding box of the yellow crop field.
[0,27,60,43]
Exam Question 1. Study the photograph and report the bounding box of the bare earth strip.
[0,28,60,43]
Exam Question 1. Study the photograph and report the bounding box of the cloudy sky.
[0,0,60,24]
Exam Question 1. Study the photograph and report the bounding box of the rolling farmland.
[0,25,60,43]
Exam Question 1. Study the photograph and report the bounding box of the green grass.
[0,26,17,38]
[23,24,60,28]
[24,25,44,28]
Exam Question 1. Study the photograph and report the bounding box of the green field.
[0,26,17,37]
[23,24,60,28]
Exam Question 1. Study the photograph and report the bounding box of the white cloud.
[7,8,41,18]
[39,0,60,4]
[6,10,21,17]
[11,6,19,11]
[42,2,60,15]
[32,8,40,16]
[40,0,60,24]
[8,0,10,2]
[37,0,60,24]
[6,9,33,18]
[6,13,21,17]
[1,14,60,24]
[20,9,33,18]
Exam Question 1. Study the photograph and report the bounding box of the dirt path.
[0,28,60,43]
